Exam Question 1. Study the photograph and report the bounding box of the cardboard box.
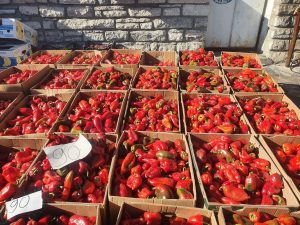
[30,66,91,95]
[57,50,107,66]
[188,133,299,210]
[0,92,74,138]
[223,68,284,94]
[0,43,32,68]
[0,65,51,93]
[140,51,177,66]
[113,203,217,225]
[259,135,300,202]
[0,92,24,121]
[0,18,38,47]
[123,90,181,133]
[179,50,219,69]
[221,51,263,71]
[179,68,230,94]
[181,93,251,134]
[80,66,136,91]
[101,49,142,68]
[108,131,197,208]
[131,66,179,91]
[234,93,300,135]
[20,50,72,65]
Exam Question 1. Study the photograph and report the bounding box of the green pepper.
[131,144,147,152]
[154,184,174,199]
[176,188,193,199]
[156,150,175,159]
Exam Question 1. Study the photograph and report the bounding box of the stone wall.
[262,0,300,63]
[0,0,209,51]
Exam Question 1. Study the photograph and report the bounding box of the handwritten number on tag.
[7,195,30,214]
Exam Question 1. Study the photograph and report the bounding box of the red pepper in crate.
[180,48,218,67]
[106,51,140,65]
[193,135,286,205]
[154,61,174,66]
[23,53,63,64]
[0,96,66,136]
[135,67,178,90]
[112,131,193,200]
[239,97,300,135]
[69,52,102,65]
[225,69,278,92]
[184,94,248,134]
[39,69,85,89]
[59,92,124,133]
[126,94,179,132]
[26,134,115,203]
[183,69,225,93]
[0,70,38,84]
[221,52,262,68]
[84,67,131,90]
[0,99,12,115]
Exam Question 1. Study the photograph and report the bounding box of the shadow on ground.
[279,83,300,107]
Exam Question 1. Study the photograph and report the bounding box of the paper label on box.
[43,134,92,169]
[6,191,43,219]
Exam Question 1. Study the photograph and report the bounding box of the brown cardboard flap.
[0,92,24,121]
[20,50,72,65]
[101,49,142,68]
[140,51,177,66]
[57,50,107,66]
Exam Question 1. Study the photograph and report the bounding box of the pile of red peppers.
[221,53,262,69]
[135,67,178,90]
[84,67,131,90]
[112,131,194,200]
[59,92,124,133]
[184,94,248,134]
[0,96,66,136]
[125,94,179,132]
[180,48,218,67]
[193,135,286,205]
[104,52,140,65]
[0,99,12,115]
[26,134,114,203]
[154,61,175,66]
[0,70,37,84]
[225,69,278,92]
[238,97,300,135]
[23,53,63,64]
[69,52,102,65]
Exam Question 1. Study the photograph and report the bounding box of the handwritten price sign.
[6,191,43,219]
[43,134,92,169]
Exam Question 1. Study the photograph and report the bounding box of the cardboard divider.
[101,49,142,68]
[179,67,230,94]
[181,93,251,134]
[122,90,181,133]
[223,68,284,94]
[221,51,263,71]
[0,65,52,93]
[20,50,72,65]
[188,133,299,211]
[56,50,107,66]
[0,92,24,121]
[30,66,92,95]
[80,66,136,90]
[108,131,197,211]
[178,50,219,69]
[259,135,300,202]
[131,66,180,91]
[0,92,75,138]
[113,202,217,225]
[140,51,177,66]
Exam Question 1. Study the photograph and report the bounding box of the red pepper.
[126,174,142,190]
[143,212,162,225]
[187,214,203,225]
[68,215,90,225]
[121,152,136,175]
[175,179,192,191]
[222,182,250,202]
[159,158,177,173]
[0,183,16,201]
[148,177,175,188]
[82,180,95,195]
[61,170,73,200]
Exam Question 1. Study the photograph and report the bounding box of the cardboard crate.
[179,50,219,69]
[223,68,284,94]
[179,68,230,94]
[259,135,300,202]
[20,50,72,65]
[0,65,51,93]
[80,66,136,91]
[30,66,91,95]
[218,207,300,225]
[188,133,299,210]
[123,90,181,133]
[221,51,263,71]
[234,93,300,135]
[113,202,217,225]
[181,93,251,134]
[0,92,24,121]
[0,92,75,138]
[131,66,179,91]
[108,131,197,208]
[140,51,177,66]
[101,49,142,69]
[54,90,128,135]
[0,43,32,68]
[57,50,107,66]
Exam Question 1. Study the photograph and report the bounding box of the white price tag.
[43,134,92,169]
[6,191,43,219]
